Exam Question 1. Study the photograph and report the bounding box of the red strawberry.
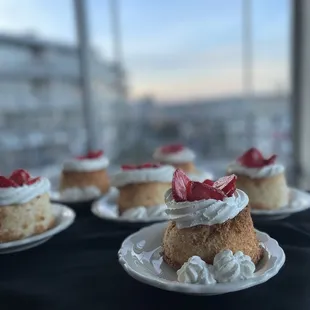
[27,177,41,185]
[121,164,135,170]
[139,163,161,169]
[237,148,264,168]
[213,175,237,197]
[0,176,18,188]
[187,181,225,201]
[203,179,214,186]
[87,150,103,159]
[264,154,277,165]
[172,169,190,202]
[9,169,31,186]
[161,144,184,154]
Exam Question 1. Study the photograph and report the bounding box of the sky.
[0,0,290,102]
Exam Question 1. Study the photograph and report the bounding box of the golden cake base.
[118,182,171,214]
[161,161,196,174]
[235,173,289,210]
[0,193,55,243]
[162,206,262,269]
[60,169,110,194]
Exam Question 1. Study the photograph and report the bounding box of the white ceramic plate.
[0,203,75,254]
[251,188,310,218]
[118,222,285,295]
[91,189,168,225]
[50,187,118,204]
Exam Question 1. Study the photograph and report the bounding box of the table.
[0,207,310,310]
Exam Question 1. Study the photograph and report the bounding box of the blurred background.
[0,0,303,189]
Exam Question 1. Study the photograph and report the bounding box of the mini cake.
[60,150,110,198]
[162,169,262,269]
[111,163,175,214]
[0,169,55,242]
[227,148,289,210]
[153,144,212,180]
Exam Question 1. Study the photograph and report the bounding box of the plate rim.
[118,222,286,295]
[251,187,310,216]
[0,203,76,249]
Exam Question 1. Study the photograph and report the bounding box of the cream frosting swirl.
[120,204,168,220]
[0,177,50,205]
[165,189,248,228]
[213,250,255,282]
[177,256,216,285]
[227,162,285,178]
[153,147,195,164]
[111,165,175,188]
[63,156,109,172]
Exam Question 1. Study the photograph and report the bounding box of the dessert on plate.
[111,163,175,216]
[227,148,289,210]
[153,144,212,181]
[162,169,262,272]
[60,150,110,200]
[0,169,55,242]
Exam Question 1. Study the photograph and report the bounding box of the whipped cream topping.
[63,156,109,172]
[120,204,168,220]
[153,147,195,164]
[60,186,101,201]
[0,177,50,205]
[111,165,175,188]
[227,162,285,178]
[177,250,255,285]
[177,256,216,285]
[213,250,255,282]
[165,189,248,229]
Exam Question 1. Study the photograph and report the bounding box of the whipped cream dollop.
[165,189,248,229]
[213,250,255,282]
[177,256,216,285]
[0,177,50,205]
[63,156,109,172]
[227,162,285,178]
[177,250,255,285]
[60,186,101,201]
[111,165,175,188]
[120,204,168,220]
[153,147,195,164]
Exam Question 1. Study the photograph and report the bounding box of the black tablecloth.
[1,207,310,310]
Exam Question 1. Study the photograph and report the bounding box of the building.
[0,33,127,182]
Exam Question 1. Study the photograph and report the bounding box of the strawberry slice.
[187,182,225,201]
[213,175,237,197]
[121,165,136,170]
[9,169,31,186]
[27,177,41,185]
[172,169,190,202]
[237,148,264,168]
[161,144,184,154]
[203,179,214,186]
[264,154,277,165]
[139,163,161,169]
[0,176,18,188]
[87,150,103,159]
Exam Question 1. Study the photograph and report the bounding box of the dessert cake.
[153,144,212,181]
[227,148,289,210]
[60,150,110,199]
[162,169,262,270]
[0,169,55,242]
[111,163,175,214]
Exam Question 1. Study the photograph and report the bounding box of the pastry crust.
[162,206,262,269]
[0,193,55,242]
[235,173,289,210]
[118,182,171,213]
[60,169,110,194]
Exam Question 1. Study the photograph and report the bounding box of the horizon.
[0,0,290,102]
